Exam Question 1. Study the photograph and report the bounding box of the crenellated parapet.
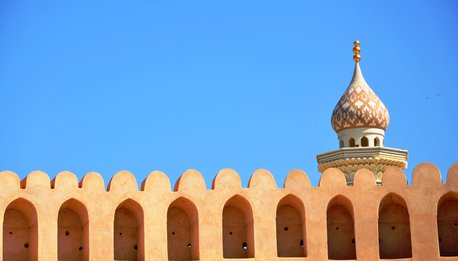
[1,162,458,260]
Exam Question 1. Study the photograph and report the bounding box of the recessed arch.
[374,137,380,146]
[58,199,89,261]
[3,198,38,261]
[113,199,144,261]
[378,193,412,259]
[327,195,356,260]
[349,138,355,147]
[361,136,369,147]
[437,192,458,256]
[167,197,199,260]
[222,195,254,258]
[276,194,306,257]
[339,140,344,148]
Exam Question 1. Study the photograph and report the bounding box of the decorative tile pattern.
[331,83,389,132]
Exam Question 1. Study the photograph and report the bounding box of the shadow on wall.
[437,192,458,256]
[223,195,254,258]
[114,199,144,261]
[276,194,306,257]
[327,195,356,260]
[378,193,412,259]
[167,197,199,260]
[58,199,89,261]
[3,198,38,261]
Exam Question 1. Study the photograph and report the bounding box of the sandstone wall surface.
[1,162,458,261]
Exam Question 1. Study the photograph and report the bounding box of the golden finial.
[353,40,361,62]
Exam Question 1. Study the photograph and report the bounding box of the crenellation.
[318,168,347,188]
[107,170,139,192]
[174,169,206,192]
[20,170,51,189]
[247,169,277,189]
[51,171,79,190]
[353,168,377,188]
[411,163,443,188]
[0,171,20,191]
[79,171,105,191]
[381,166,408,188]
[284,169,311,191]
[141,170,171,192]
[212,168,242,190]
[446,162,458,188]
[2,164,457,192]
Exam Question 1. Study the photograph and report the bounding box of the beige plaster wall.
[1,162,458,261]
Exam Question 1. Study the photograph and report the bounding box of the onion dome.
[331,41,390,133]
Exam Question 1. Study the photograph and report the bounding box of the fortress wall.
[0,162,457,261]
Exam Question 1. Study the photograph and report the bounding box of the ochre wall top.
[1,162,456,192]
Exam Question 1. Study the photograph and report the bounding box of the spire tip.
[353,40,361,62]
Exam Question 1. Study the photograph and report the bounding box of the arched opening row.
[326,193,414,260]
[342,136,381,148]
[2,193,457,260]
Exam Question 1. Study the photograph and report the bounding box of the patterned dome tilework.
[331,65,390,133]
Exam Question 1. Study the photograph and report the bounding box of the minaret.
[316,41,408,185]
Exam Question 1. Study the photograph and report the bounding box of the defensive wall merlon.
[1,162,458,260]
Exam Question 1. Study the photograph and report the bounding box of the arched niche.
[339,140,344,148]
[349,138,355,147]
[113,199,144,261]
[327,195,356,260]
[222,195,254,258]
[3,198,38,261]
[361,136,369,147]
[167,197,199,260]
[437,192,458,256]
[58,199,89,261]
[378,193,412,259]
[276,194,306,257]
[374,137,380,146]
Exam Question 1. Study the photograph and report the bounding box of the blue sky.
[1,1,457,187]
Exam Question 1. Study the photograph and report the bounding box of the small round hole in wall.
[172,231,175,235]
[187,243,192,248]
[9,232,13,235]
[335,227,339,230]
[134,245,138,250]
[79,246,83,251]
[65,230,70,236]
[24,243,29,248]
[439,237,442,243]
[352,238,355,244]
[229,231,232,235]
[119,232,122,236]
[391,226,395,230]
[284,226,288,231]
